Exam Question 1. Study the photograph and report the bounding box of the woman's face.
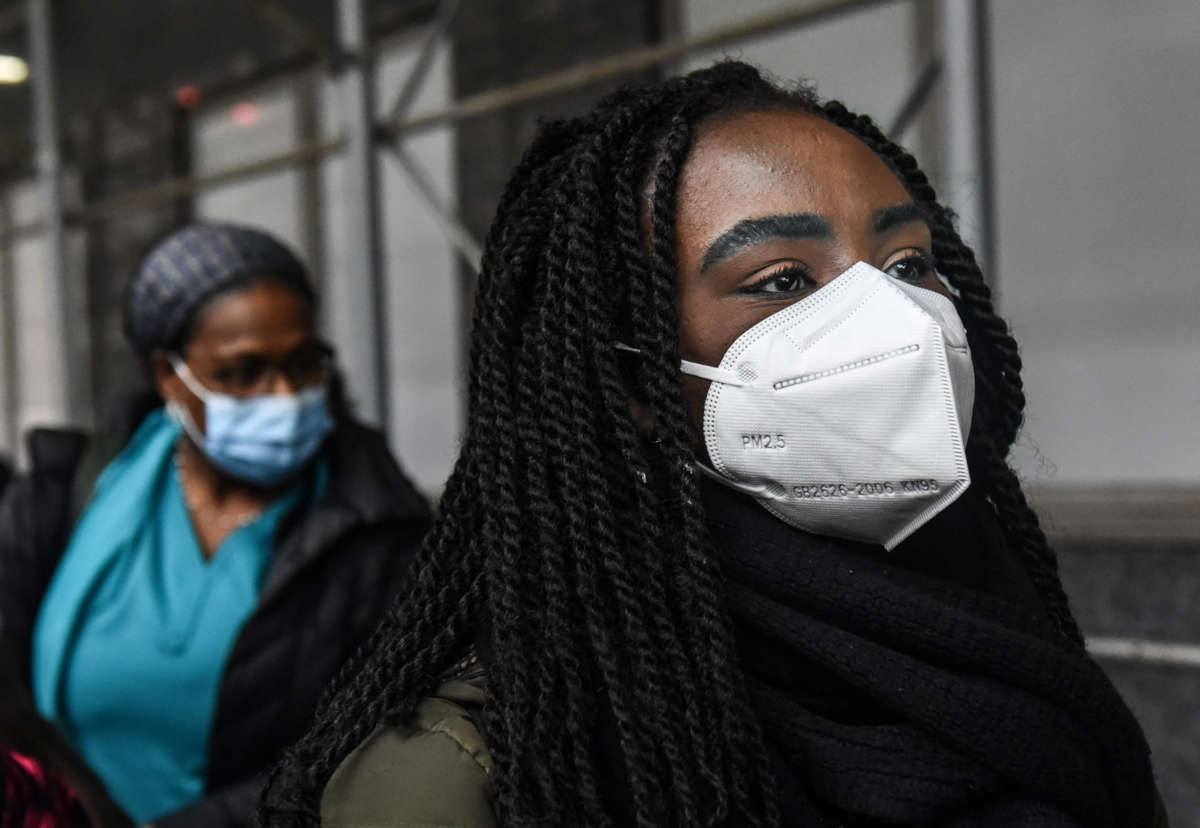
[673,108,949,454]
[153,280,323,433]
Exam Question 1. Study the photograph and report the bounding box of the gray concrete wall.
[991,0,1200,486]
[0,177,91,463]
[684,0,927,157]
[1057,539,1200,824]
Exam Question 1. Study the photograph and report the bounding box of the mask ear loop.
[616,343,768,491]
[166,354,210,446]
[691,460,787,501]
[166,399,207,447]
[613,342,662,452]
[168,354,215,402]
[615,342,749,387]
[678,359,747,387]
[675,348,775,498]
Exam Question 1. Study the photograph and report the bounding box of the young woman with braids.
[262,62,1163,827]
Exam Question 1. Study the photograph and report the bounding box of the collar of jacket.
[25,429,90,480]
[257,419,431,605]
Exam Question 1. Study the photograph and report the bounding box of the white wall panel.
[683,1,927,162]
[993,0,1200,484]
[321,33,461,495]
[192,83,304,256]
[1,178,90,463]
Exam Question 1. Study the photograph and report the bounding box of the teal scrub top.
[32,410,325,824]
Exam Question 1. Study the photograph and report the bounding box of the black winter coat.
[0,419,432,828]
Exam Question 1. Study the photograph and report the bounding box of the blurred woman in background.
[0,223,431,828]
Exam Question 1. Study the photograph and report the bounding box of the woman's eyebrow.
[700,213,833,273]
[872,203,930,234]
[211,336,316,361]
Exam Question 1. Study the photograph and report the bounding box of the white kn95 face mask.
[680,261,975,550]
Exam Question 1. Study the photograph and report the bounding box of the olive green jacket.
[321,668,494,828]
[321,666,1174,828]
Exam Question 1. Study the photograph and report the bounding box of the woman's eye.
[213,360,264,390]
[237,362,266,386]
[742,265,813,295]
[885,252,935,282]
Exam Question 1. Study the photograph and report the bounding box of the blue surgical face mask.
[167,355,334,487]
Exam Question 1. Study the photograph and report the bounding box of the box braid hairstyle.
[260,60,1083,828]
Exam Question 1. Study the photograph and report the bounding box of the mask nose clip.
[735,362,758,384]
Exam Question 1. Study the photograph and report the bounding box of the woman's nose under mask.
[680,261,975,550]
[167,356,334,487]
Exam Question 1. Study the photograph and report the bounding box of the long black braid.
[260,61,1082,828]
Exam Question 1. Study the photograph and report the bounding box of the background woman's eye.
[885,253,935,282]
[213,358,266,391]
[236,360,267,386]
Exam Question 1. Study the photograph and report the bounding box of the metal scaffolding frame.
[6,0,989,251]
[3,0,940,248]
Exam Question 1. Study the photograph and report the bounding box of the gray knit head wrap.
[124,222,314,356]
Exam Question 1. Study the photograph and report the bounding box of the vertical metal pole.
[384,146,482,274]
[296,70,326,297]
[937,0,996,290]
[0,195,16,454]
[26,0,75,425]
[330,0,387,428]
[973,0,998,296]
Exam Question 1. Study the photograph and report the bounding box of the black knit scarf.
[702,479,1159,827]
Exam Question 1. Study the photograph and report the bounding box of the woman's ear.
[629,399,655,435]
[616,345,655,434]
[151,351,181,403]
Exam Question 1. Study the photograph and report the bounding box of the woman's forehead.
[187,281,314,353]
[676,109,911,238]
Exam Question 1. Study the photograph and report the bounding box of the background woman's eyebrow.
[700,213,833,272]
[872,203,930,234]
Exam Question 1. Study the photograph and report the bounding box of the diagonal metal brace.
[387,0,462,125]
[377,0,480,273]
[382,142,483,274]
[887,56,943,141]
